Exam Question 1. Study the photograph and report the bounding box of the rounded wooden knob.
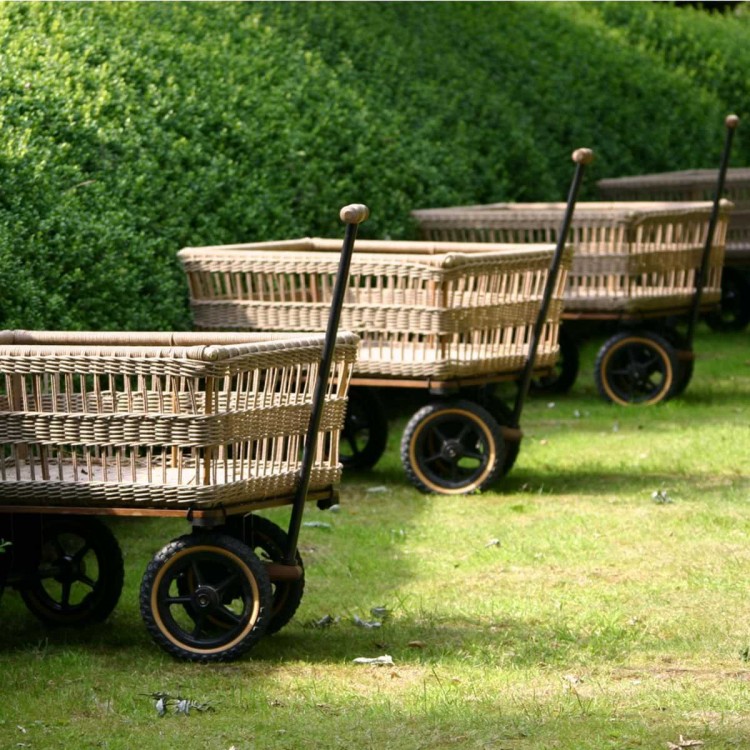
[339,204,370,224]
[726,114,740,129]
[572,148,594,165]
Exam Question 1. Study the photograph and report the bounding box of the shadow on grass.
[256,613,649,669]
[496,466,747,498]
[0,585,649,672]
[0,487,430,662]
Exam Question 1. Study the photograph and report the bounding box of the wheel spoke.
[215,572,240,597]
[190,611,208,638]
[71,542,92,566]
[35,564,62,581]
[342,432,362,456]
[52,537,67,559]
[462,449,484,462]
[165,593,194,605]
[60,579,72,608]
[191,560,205,586]
[75,573,96,590]
[215,605,242,625]
[639,353,660,370]
[621,378,637,400]
[430,426,449,444]
[456,425,472,443]
[423,450,444,465]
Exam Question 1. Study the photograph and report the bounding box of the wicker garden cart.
[597,167,750,331]
[179,152,592,495]
[0,204,367,662]
[412,199,731,405]
[412,116,740,406]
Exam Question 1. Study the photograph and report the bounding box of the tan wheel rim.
[408,407,497,495]
[600,336,673,406]
[150,544,262,656]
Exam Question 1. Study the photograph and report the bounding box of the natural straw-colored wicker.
[178,238,571,380]
[597,169,750,265]
[0,330,358,509]
[412,201,732,314]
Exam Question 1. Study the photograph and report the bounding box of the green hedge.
[0,2,745,330]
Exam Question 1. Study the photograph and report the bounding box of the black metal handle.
[284,204,367,563]
[686,114,740,345]
[511,148,593,426]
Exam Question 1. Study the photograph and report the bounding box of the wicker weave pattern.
[178,239,571,380]
[412,201,731,313]
[0,331,358,509]
[597,170,750,265]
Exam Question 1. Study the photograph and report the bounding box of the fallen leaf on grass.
[145,692,214,717]
[408,640,426,648]
[666,736,704,749]
[352,655,394,665]
[155,697,167,717]
[563,674,583,685]
[652,489,673,504]
[307,614,340,628]
[353,615,382,629]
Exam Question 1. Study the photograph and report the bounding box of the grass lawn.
[1,325,749,749]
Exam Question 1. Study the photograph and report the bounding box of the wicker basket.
[0,330,358,509]
[178,238,571,381]
[412,201,732,314]
[597,169,750,266]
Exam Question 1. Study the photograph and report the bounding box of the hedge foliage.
[0,2,746,330]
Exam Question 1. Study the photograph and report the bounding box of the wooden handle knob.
[726,114,740,129]
[572,148,594,165]
[339,204,370,224]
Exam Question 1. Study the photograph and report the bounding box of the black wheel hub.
[440,439,463,461]
[55,555,82,585]
[628,362,649,386]
[193,585,220,611]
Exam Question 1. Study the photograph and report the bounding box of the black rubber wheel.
[221,514,304,636]
[339,387,389,470]
[658,328,694,399]
[140,532,272,662]
[19,516,124,627]
[705,267,750,332]
[400,400,504,495]
[594,331,677,406]
[529,326,580,395]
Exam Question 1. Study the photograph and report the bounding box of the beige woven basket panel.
[178,239,571,380]
[0,330,358,509]
[412,201,731,314]
[597,170,750,265]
